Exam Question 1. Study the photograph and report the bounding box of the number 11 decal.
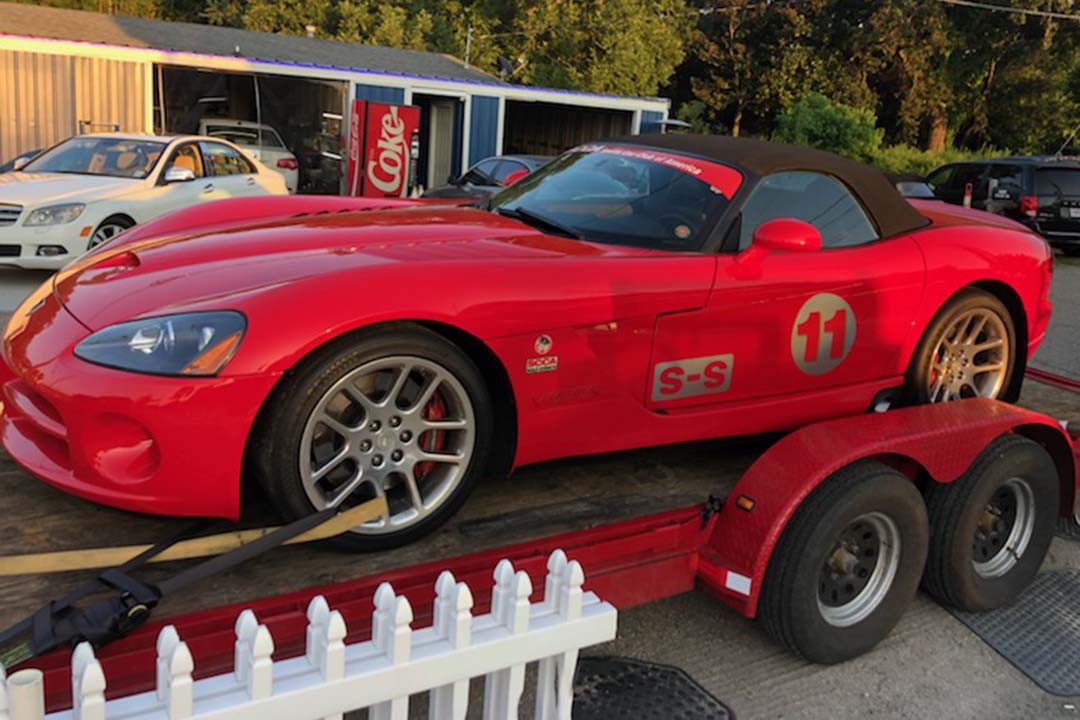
[791,293,857,375]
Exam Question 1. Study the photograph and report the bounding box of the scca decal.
[651,354,733,402]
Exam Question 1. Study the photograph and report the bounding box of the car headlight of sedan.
[24,203,86,226]
[74,311,246,376]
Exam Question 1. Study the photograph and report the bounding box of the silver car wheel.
[817,512,902,628]
[88,221,129,249]
[927,308,1009,402]
[972,477,1036,579]
[298,355,475,534]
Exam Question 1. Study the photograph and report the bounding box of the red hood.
[53,206,644,331]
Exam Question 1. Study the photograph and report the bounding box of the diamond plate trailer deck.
[3,379,1079,711]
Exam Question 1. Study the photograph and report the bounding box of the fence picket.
[429,575,473,720]
[71,644,105,720]
[0,663,7,720]
[233,609,258,687]
[156,626,181,701]
[246,625,274,700]
[32,554,616,720]
[7,669,44,720]
[535,550,567,720]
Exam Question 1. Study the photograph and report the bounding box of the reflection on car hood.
[0,172,141,206]
[53,205,644,331]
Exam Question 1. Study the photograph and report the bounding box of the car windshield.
[489,147,738,251]
[23,137,166,179]
[205,126,285,149]
[1036,168,1080,197]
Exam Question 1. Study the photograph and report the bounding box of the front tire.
[904,288,1016,404]
[252,324,493,551]
[922,435,1058,611]
[759,462,929,664]
[88,215,135,250]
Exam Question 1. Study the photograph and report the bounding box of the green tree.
[773,92,882,162]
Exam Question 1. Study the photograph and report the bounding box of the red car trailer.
[15,394,1078,712]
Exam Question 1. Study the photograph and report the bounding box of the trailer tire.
[760,462,928,664]
[922,435,1058,612]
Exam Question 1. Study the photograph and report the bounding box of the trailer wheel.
[922,435,1058,612]
[760,462,928,664]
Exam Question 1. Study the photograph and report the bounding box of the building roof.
[0,1,498,85]
[618,133,930,239]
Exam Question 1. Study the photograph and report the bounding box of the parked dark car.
[886,172,938,199]
[926,157,1080,254]
[423,154,550,200]
[0,148,42,173]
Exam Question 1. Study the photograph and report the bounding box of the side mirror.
[503,168,529,186]
[164,166,196,184]
[12,156,30,171]
[751,218,822,252]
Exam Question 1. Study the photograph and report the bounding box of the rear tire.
[252,324,493,551]
[760,462,929,664]
[904,288,1016,404]
[922,435,1058,611]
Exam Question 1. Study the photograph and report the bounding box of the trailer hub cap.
[927,308,1009,402]
[817,512,902,627]
[973,477,1035,578]
[299,355,475,534]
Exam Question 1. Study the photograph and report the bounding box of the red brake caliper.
[414,393,447,480]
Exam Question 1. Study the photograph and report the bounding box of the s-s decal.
[651,354,733,402]
[791,292,856,375]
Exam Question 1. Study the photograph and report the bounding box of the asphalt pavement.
[1033,257,1080,379]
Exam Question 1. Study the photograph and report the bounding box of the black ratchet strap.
[0,506,337,667]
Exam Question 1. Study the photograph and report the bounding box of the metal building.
[0,2,669,194]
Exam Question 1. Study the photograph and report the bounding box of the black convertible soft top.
[612,134,930,239]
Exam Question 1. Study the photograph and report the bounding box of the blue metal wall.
[640,110,665,134]
[354,84,406,105]
[468,95,499,166]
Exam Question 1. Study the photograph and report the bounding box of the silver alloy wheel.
[972,477,1036,578]
[88,222,129,249]
[927,308,1009,402]
[817,512,902,628]
[298,355,476,534]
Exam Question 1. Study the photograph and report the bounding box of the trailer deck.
[0,377,1078,717]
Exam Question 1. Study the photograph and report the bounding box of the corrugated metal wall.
[354,83,405,105]
[468,95,498,166]
[0,50,150,161]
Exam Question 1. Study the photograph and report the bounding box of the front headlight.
[24,203,86,226]
[74,311,246,376]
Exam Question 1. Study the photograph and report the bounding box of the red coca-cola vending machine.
[346,99,421,198]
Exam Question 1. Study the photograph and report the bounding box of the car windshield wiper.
[496,206,581,239]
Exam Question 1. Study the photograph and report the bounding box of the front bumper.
[0,222,89,269]
[1,287,280,519]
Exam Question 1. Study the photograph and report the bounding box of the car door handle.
[246,177,256,186]
[202,183,214,193]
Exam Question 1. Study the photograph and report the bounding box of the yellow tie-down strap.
[0,497,388,577]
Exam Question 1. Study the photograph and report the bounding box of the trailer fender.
[699,398,1075,618]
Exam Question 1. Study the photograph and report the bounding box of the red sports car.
[1,135,1053,549]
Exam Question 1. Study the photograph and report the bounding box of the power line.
[934,0,1080,22]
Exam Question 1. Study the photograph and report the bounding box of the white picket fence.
[0,550,616,720]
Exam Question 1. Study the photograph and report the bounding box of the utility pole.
[465,25,473,68]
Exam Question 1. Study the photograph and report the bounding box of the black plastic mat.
[573,656,732,720]
[951,570,1080,696]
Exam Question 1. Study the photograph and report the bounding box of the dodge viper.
[0,135,1053,549]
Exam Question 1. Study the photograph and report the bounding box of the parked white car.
[0,133,288,270]
[198,119,299,194]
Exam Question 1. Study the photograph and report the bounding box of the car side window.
[989,164,1024,192]
[492,160,527,184]
[200,142,255,176]
[950,164,988,198]
[925,166,953,193]
[166,143,205,179]
[738,171,879,250]
[461,159,499,185]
